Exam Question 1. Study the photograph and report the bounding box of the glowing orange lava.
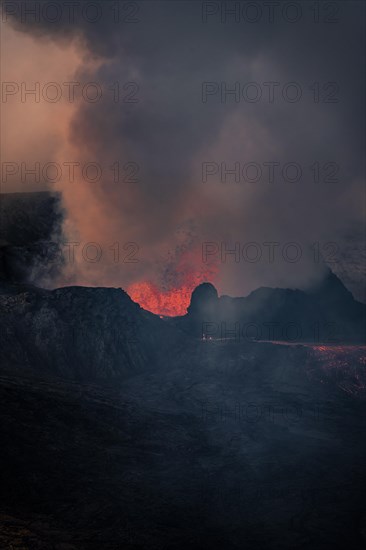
[128,281,199,316]
[128,243,219,316]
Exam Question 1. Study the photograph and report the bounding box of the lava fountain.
[127,249,219,316]
[127,281,197,316]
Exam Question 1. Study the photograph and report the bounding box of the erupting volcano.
[127,281,197,316]
[128,244,219,316]
[128,276,218,317]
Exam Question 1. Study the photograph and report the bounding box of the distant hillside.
[0,192,365,346]
[0,191,365,303]
[0,281,186,383]
[171,272,366,344]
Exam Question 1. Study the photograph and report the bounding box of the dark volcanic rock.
[0,191,64,285]
[187,282,218,316]
[0,192,62,246]
[177,269,366,343]
[0,278,366,549]
[0,282,185,382]
[0,193,365,548]
[0,336,365,549]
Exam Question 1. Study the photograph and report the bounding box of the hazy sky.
[1,1,365,307]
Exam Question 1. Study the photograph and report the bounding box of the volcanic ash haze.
[3,1,365,314]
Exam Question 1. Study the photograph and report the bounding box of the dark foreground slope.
[0,281,366,549]
[0,282,184,382]
[0,341,365,549]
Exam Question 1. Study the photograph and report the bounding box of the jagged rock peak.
[187,283,218,315]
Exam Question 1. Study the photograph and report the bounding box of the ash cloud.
[3,0,365,298]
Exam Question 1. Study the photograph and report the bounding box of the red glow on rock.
[128,252,219,316]
[128,281,196,316]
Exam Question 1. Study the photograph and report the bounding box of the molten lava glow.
[128,253,219,316]
[306,344,366,397]
[128,281,198,316]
